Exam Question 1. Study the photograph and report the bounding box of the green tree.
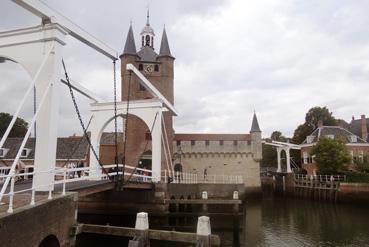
[292,106,337,145]
[305,106,337,129]
[0,112,28,137]
[310,137,351,174]
[292,123,314,145]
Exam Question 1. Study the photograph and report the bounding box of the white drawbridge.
[0,0,176,207]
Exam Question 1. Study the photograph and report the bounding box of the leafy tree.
[0,112,28,137]
[292,123,314,145]
[310,137,351,174]
[305,106,337,129]
[292,106,338,145]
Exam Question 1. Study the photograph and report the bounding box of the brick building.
[300,121,369,175]
[118,13,262,191]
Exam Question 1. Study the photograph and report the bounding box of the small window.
[233,140,238,146]
[154,64,159,72]
[325,135,334,140]
[247,140,251,145]
[350,135,357,143]
[139,83,146,91]
[21,149,30,158]
[303,152,308,164]
[306,136,315,144]
[219,140,224,146]
[205,140,209,146]
[138,64,143,70]
[0,149,4,157]
[176,140,181,146]
[191,140,195,146]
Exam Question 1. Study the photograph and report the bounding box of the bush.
[343,171,369,183]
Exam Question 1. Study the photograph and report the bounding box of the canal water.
[77,196,369,247]
[243,197,369,247]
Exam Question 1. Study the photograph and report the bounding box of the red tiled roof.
[174,133,251,141]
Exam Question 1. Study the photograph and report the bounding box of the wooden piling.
[196,216,211,247]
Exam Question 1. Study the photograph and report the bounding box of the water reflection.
[245,197,369,247]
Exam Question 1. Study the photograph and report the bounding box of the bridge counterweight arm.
[12,0,118,60]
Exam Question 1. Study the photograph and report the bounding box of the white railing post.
[30,187,35,206]
[62,168,67,196]
[48,170,53,200]
[7,174,15,213]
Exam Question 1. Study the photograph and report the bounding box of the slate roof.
[301,126,367,144]
[122,25,137,56]
[0,132,123,160]
[159,28,173,58]
[137,46,158,62]
[250,113,261,132]
[349,118,369,141]
[175,134,251,141]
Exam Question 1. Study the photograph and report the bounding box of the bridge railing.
[0,165,123,213]
[101,164,154,182]
[294,174,346,182]
[161,170,244,184]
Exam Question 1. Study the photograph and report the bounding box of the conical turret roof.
[250,112,261,132]
[159,27,173,57]
[122,24,137,56]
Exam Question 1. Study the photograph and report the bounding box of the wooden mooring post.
[232,191,240,247]
[128,212,150,247]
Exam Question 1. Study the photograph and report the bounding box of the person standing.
[77,161,84,178]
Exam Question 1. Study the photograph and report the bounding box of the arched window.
[145,35,150,46]
[154,64,159,72]
[142,36,144,46]
[138,64,143,70]
[151,36,154,47]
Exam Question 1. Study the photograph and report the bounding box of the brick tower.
[120,11,175,171]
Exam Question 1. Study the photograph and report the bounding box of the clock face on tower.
[143,64,154,75]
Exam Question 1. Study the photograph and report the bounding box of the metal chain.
[61,116,93,168]
[113,60,119,180]
[61,59,111,179]
[121,70,133,184]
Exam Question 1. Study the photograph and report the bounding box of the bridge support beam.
[0,24,66,191]
[277,147,282,173]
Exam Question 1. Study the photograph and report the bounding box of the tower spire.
[159,26,173,57]
[122,23,137,56]
[250,112,261,132]
[146,7,150,26]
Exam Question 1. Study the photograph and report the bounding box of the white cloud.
[1,0,369,140]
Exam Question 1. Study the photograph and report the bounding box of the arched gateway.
[89,99,164,182]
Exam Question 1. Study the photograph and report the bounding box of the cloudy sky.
[1,0,369,138]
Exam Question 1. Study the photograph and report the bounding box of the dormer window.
[0,148,8,158]
[306,136,315,144]
[21,148,31,158]
[350,135,358,143]
[325,135,334,140]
